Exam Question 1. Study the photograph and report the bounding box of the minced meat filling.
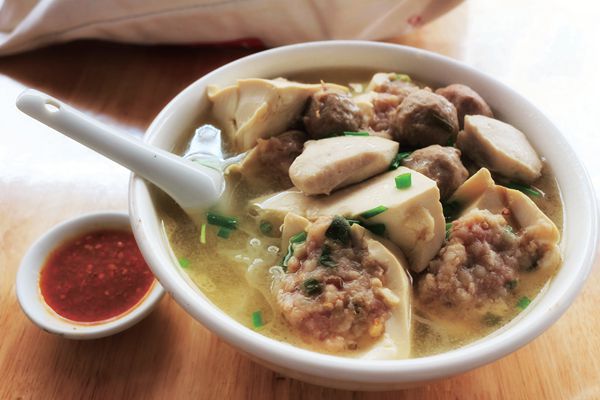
[418,208,548,307]
[273,216,393,352]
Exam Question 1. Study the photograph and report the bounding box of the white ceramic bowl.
[16,211,165,339]
[129,41,598,390]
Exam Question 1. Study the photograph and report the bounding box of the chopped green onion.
[252,310,264,329]
[517,296,531,310]
[206,211,238,229]
[200,223,207,244]
[290,231,307,244]
[217,227,232,239]
[360,205,388,219]
[482,312,502,327]
[259,221,273,235]
[178,258,190,268]
[507,182,542,197]
[281,231,307,270]
[445,222,453,240]
[505,280,518,290]
[319,245,336,268]
[302,278,323,296]
[395,173,412,189]
[343,131,370,136]
[325,216,351,245]
[364,223,386,236]
[442,201,461,222]
[395,73,411,82]
[281,251,292,271]
[389,151,412,170]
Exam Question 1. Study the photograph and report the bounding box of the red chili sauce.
[39,229,155,323]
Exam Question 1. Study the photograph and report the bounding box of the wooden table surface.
[1,1,599,398]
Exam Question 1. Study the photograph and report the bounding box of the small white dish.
[16,211,165,339]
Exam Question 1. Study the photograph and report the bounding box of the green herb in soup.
[156,69,563,359]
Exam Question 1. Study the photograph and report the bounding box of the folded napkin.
[0,0,461,55]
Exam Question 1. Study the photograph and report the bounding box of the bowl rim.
[16,211,165,340]
[129,40,599,383]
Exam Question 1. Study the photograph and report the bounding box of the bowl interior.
[17,211,165,340]
[129,41,597,386]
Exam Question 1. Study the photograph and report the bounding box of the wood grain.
[1,1,599,399]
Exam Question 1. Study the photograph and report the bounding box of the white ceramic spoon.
[16,89,224,223]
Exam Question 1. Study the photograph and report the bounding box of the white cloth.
[0,0,462,56]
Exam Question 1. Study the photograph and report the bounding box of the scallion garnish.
[360,205,388,219]
[343,131,369,136]
[290,231,307,244]
[389,151,412,170]
[395,172,412,189]
[252,310,264,329]
[517,296,531,310]
[346,217,385,234]
[395,73,411,83]
[259,220,273,235]
[178,258,190,268]
[302,278,323,296]
[364,223,386,236]
[442,201,461,222]
[446,135,456,147]
[445,222,452,240]
[217,227,232,239]
[325,216,351,245]
[281,231,307,270]
[206,211,238,229]
[482,312,502,327]
[200,223,207,244]
[319,245,336,268]
[507,182,542,197]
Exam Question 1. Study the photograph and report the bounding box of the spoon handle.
[16,89,222,214]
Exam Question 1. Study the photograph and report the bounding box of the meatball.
[436,84,493,128]
[303,90,363,139]
[274,216,392,352]
[231,130,306,192]
[403,145,468,200]
[391,89,459,148]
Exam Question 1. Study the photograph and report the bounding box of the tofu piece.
[351,224,412,359]
[208,78,346,151]
[457,115,542,183]
[289,136,399,195]
[451,168,560,246]
[226,130,305,194]
[252,167,445,272]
